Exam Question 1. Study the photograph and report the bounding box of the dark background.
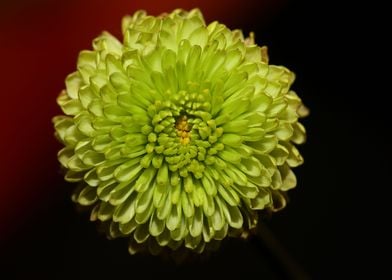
[0,0,370,279]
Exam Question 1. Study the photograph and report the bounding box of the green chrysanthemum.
[53,9,308,255]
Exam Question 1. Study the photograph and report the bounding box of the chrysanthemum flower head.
[53,8,308,255]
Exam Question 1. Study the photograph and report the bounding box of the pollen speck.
[176,115,191,145]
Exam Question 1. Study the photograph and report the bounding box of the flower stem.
[256,222,311,280]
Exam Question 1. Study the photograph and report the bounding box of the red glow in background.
[1,1,366,278]
[0,0,285,242]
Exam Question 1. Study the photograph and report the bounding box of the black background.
[0,0,375,279]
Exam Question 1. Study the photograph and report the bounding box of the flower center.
[175,115,191,145]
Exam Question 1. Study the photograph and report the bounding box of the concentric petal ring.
[54,8,308,255]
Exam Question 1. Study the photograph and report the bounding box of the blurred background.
[0,0,363,279]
